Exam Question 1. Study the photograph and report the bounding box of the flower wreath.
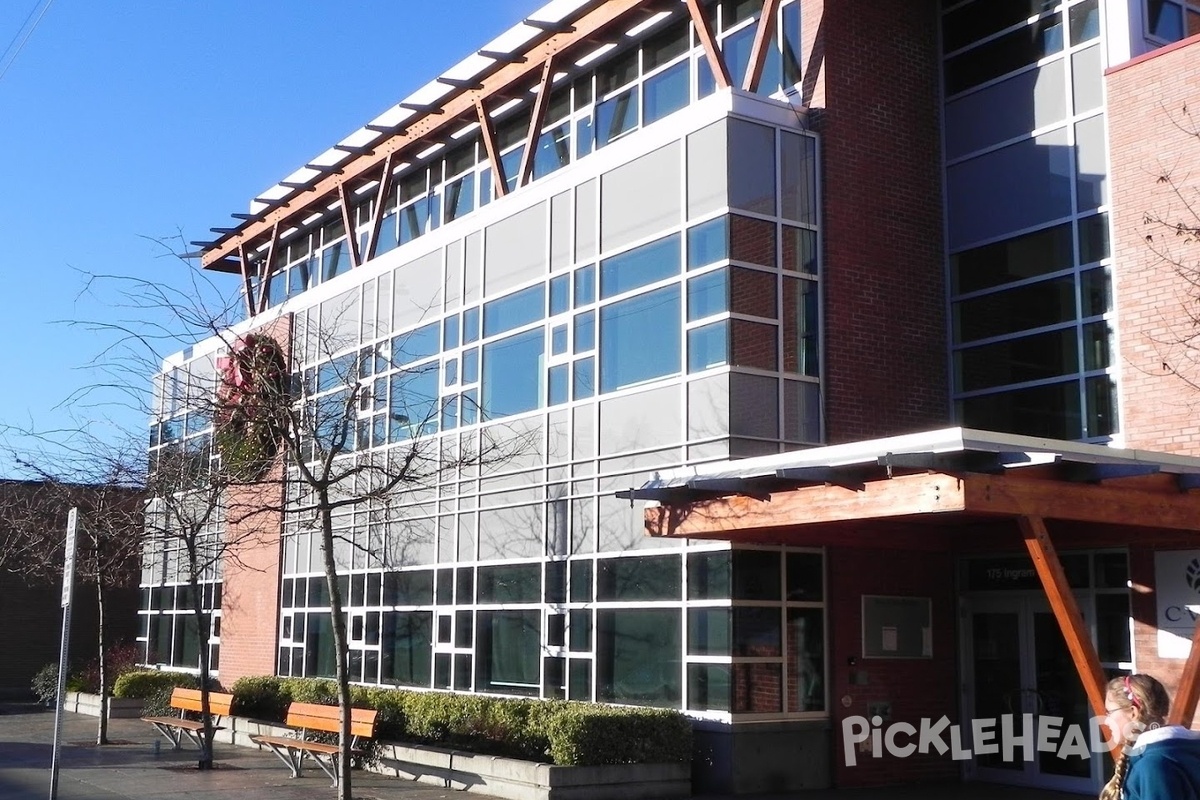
[215,333,288,482]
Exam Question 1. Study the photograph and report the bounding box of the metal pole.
[50,507,79,800]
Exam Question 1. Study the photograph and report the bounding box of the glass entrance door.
[965,595,1098,793]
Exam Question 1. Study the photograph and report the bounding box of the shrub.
[545,704,693,766]
[71,641,145,695]
[31,663,59,705]
[112,670,200,717]
[230,676,288,722]
[280,677,337,705]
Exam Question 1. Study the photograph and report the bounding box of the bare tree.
[0,435,143,745]
[1140,102,1200,390]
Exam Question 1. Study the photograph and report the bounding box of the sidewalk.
[0,702,1087,800]
[0,702,472,800]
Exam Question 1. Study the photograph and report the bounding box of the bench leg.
[310,752,339,788]
[149,723,185,751]
[258,741,307,779]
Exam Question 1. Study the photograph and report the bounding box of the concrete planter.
[222,715,690,800]
[62,691,144,719]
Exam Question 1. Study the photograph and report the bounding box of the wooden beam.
[1169,618,1200,727]
[365,152,397,262]
[963,472,1200,531]
[476,97,508,198]
[256,221,281,315]
[237,243,255,319]
[1018,515,1116,753]
[337,183,361,269]
[517,57,556,189]
[201,0,648,268]
[644,471,968,538]
[742,0,782,92]
[686,0,731,90]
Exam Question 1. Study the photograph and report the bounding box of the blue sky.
[0,0,537,473]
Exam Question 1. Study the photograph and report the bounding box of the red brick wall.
[1107,36,1200,455]
[827,544,959,787]
[218,314,293,685]
[805,0,949,442]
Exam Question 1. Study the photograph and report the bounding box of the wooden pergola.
[195,0,788,318]
[627,429,1200,738]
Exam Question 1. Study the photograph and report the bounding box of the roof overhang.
[621,427,1200,539]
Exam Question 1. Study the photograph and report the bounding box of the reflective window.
[954,275,1076,344]
[944,13,1063,96]
[476,610,540,696]
[597,609,681,708]
[381,611,432,687]
[477,563,541,604]
[597,555,681,601]
[644,61,690,125]
[688,269,729,321]
[600,234,681,299]
[481,330,544,419]
[688,217,728,270]
[688,320,729,373]
[483,285,546,338]
[596,87,639,148]
[599,286,681,392]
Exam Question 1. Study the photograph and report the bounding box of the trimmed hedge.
[113,669,202,718]
[228,676,691,766]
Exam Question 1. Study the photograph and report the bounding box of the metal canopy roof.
[619,427,1200,504]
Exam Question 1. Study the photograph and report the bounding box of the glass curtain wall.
[941,0,1117,441]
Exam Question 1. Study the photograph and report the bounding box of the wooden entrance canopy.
[621,427,1200,736]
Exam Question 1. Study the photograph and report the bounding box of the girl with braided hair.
[1100,674,1200,800]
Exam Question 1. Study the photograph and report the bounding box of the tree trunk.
[95,581,109,745]
[188,559,215,770]
[319,498,353,800]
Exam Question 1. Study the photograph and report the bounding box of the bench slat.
[168,688,235,717]
[284,702,377,738]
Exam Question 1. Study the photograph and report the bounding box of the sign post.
[49,507,79,800]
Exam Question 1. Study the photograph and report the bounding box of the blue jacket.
[1125,727,1200,800]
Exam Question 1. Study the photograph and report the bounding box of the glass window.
[600,235,681,299]
[574,311,595,353]
[569,608,592,652]
[533,124,572,181]
[476,610,540,696]
[570,560,593,602]
[549,364,569,405]
[599,286,681,392]
[944,60,1066,162]
[575,264,596,306]
[688,551,731,599]
[688,269,729,321]
[481,330,544,419]
[393,322,440,365]
[389,366,439,440]
[787,552,823,601]
[477,563,541,603]
[573,357,595,399]
[383,570,434,605]
[550,275,570,315]
[381,611,432,687]
[951,222,1074,296]
[733,550,781,600]
[483,285,546,338]
[688,217,729,270]
[943,0,1058,53]
[597,609,681,707]
[1147,0,1184,40]
[787,608,825,712]
[445,172,475,223]
[956,328,1080,392]
[551,325,568,356]
[644,61,690,125]
[597,87,639,148]
[688,321,729,372]
[597,554,681,601]
[728,120,777,215]
[1070,0,1100,44]
[734,607,781,657]
[597,48,639,95]
[688,608,731,656]
[688,664,731,712]
[958,380,1082,439]
[954,275,1076,344]
[944,13,1063,96]
[644,19,690,70]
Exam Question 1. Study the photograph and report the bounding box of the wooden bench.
[141,687,234,750]
[250,702,378,787]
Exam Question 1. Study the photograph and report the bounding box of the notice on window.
[881,626,898,652]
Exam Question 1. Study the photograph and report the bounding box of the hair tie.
[1125,676,1141,709]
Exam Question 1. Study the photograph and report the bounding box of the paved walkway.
[0,703,470,800]
[0,702,1088,800]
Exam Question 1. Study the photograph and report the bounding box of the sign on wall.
[1155,550,1200,658]
[862,595,932,659]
